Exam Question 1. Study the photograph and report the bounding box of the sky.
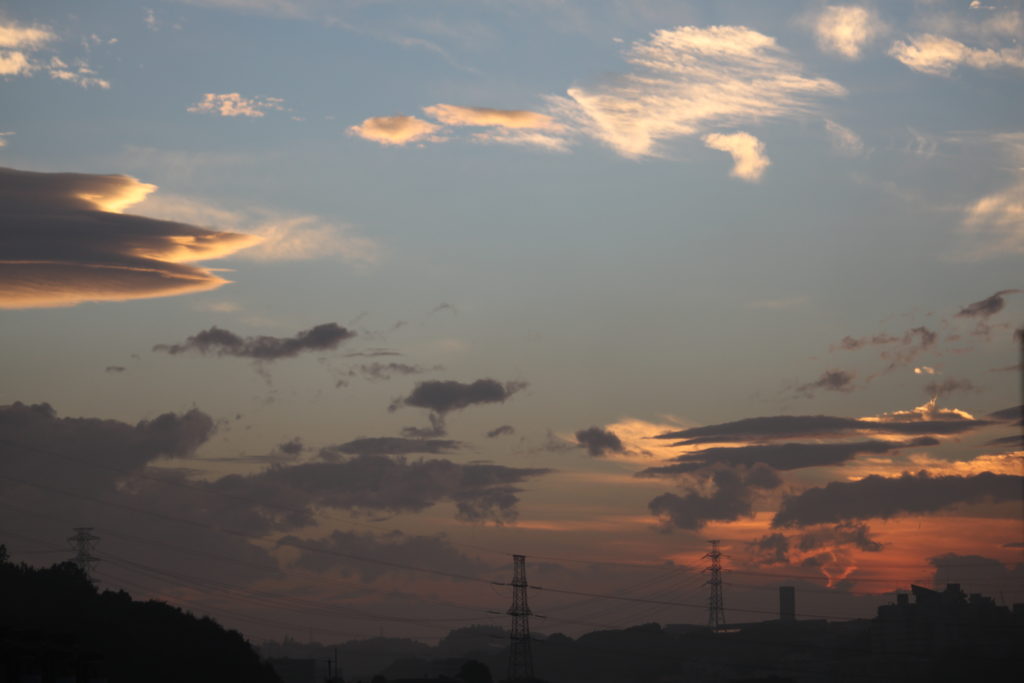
[1,0,1022,644]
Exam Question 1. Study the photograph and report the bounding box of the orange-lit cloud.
[423,104,559,130]
[0,166,262,309]
[702,132,771,182]
[813,5,882,59]
[889,34,1024,75]
[188,93,285,118]
[348,115,441,145]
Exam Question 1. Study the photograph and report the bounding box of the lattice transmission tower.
[703,539,725,631]
[68,527,100,582]
[507,554,535,682]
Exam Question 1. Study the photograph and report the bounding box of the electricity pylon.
[507,554,535,682]
[68,527,99,581]
[704,539,725,631]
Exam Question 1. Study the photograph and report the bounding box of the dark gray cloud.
[574,426,624,456]
[0,401,214,478]
[924,377,978,398]
[278,529,490,582]
[486,425,515,438]
[796,522,882,553]
[794,369,855,397]
[277,438,305,455]
[987,405,1022,422]
[325,436,461,457]
[356,362,438,381]
[393,379,526,414]
[392,379,526,437]
[772,471,1023,527]
[212,454,550,526]
[0,166,259,309]
[750,533,790,565]
[154,323,355,360]
[956,290,1020,318]
[836,326,938,368]
[638,438,938,477]
[0,401,281,585]
[343,348,402,358]
[648,469,753,530]
[105,365,126,373]
[929,553,1024,593]
[655,413,987,445]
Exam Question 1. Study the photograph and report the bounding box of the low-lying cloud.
[772,471,1023,527]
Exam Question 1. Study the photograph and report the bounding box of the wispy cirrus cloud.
[0,166,261,309]
[552,25,844,159]
[188,92,286,117]
[137,193,379,265]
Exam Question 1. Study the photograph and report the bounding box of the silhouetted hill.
[0,545,280,683]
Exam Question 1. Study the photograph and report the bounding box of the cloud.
[485,425,515,438]
[0,402,215,477]
[0,166,261,309]
[824,119,864,156]
[914,366,937,375]
[813,5,881,59]
[153,322,355,360]
[702,132,770,181]
[0,21,56,48]
[772,471,1023,527]
[655,409,987,445]
[187,93,285,118]
[324,437,461,457]
[929,552,1024,592]
[554,25,844,159]
[353,362,438,382]
[136,193,379,265]
[956,289,1020,318]
[987,404,1022,422]
[423,104,559,130]
[105,365,126,373]
[750,532,790,565]
[278,529,491,582]
[0,19,107,86]
[469,129,572,152]
[574,426,625,457]
[889,34,1024,75]
[277,437,305,455]
[959,135,1024,257]
[836,325,937,368]
[794,369,855,397]
[45,57,110,89]
[796,521,882,553]
[923,377,978,398]
[393,379,526,415]
[348,115,441,146]
[638,438,937,477]
[648,468,760,530]
[215,454,550,525]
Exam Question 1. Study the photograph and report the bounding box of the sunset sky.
[1,0,1021,643]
